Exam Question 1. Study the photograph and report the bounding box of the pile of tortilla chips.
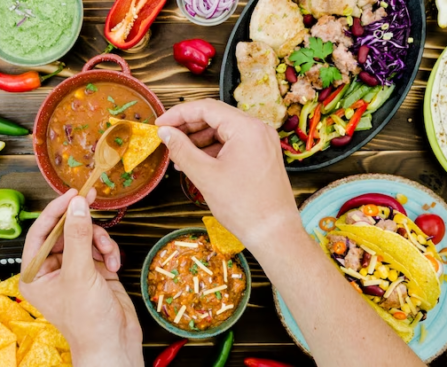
[109,117,162,173]
[202,216,245,258]
[0,274,72,367]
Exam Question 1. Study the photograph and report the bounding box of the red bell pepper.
[280,140,299,154]
[350,99,367,110]
[323,84,345,107]
[244,357,294,367]
[104,0,166,51]
[295,127,308,142]
[153,339,187,367]
[336,193,407,218]
[173,39,216,75]
[345,103,368,136]
[306,103,322,151]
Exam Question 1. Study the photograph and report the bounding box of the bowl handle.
[93,207,127,229]
[82,54,131,75]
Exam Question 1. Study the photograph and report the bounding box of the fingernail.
[108,256,118,271]
[157,126,171,145]
[100,235,112,249]
[70,197,88,217]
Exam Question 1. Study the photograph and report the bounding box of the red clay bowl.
[33,54,169,210]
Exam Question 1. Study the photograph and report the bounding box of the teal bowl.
[0,0,83,66]
[141,227,251,339]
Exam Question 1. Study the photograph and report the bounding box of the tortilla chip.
[9,321,47,345]
[0,323,16,349]
[0,342,16,367]
[0,274,20,298]
[0,296,33,329]
[202,216,245,257]
[52,364,72,367]
[18,300,43,319]
[109,117,162,173]
[35,318,49,323]
[17,335,33,364]
[35,326,70,352]
[61,352,71,363]
[19,340,62,367]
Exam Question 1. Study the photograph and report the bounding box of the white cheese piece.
[340,267,367,280]
[199,313,209,319]
[203,284,228,296]
[223,260,228,283]
[161,250,178,267]
[216,304,234,316]
[155,267,175,279]
[384,278,405,298]
[405,296,418,315]
[157,295,164,313]
[192,256,213,275]
[174,305,187,324]
[397,287,405,308]
[368,255,378,275]
[193,276,199,294]
[359,245,376,256]
[175,241,199,248]
[363,279,382,287]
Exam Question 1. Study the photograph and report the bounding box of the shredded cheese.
[397,287,405,308]
[199,313,209,319]
[216,304,234,316]
[161,250,178,267]
[402,222,426,252]
[360,245,376,256]
[363,279,382,287]
[384,278,405,298]
[155,267,175,279]
[157,295,164,313]
[368,255,378,275]
[175,241,199,248]
[203,284,228,296]
[192,256,213,275]
[410,312,424,328]
[405,296,418,315]
[340,267,367,280]
[193,276,199,294]
[223,260,228,283]
[173,305,187,324]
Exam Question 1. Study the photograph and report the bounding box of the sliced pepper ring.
[319,216,337,232]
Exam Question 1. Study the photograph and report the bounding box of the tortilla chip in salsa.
[203,216,245,257]
[109,117,162,173]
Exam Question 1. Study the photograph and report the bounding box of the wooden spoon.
[22,122,132,284]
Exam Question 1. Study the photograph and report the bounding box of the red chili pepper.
[280,140,299,154]
[0,63,64,93]
[295,127,308,142]
[153,339,187,367]
[104,0,166,51]
[336,193,407,218]
[306,103,322,151]
[345,103,368,136]
[244,357,294,367]
[173,39,216,75]
[323,84,345,107]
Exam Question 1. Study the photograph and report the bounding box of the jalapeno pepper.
[0,117,28,136]
[0,63,64,93]
[104,0,166,51]
[0,189,40,239]
[173,39,216,75]
[244,357,294,367]
[211,330,234,367]
[153,339,187,367]
[336,193,407,218]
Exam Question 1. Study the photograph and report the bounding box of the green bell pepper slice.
[0,189,40,239]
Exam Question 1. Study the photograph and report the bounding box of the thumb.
[158,126,216,178]
[62,196,95,279]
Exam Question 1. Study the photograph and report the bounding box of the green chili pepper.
[0,117,28,136]
[211,330,234,367]
[0,189,40,239]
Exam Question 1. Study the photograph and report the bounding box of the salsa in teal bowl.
[141,227,251,339]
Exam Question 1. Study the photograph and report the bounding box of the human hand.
[156,99,301,247]
[20,189,144,367]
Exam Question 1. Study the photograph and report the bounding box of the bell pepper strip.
[173,39,216,75]
[322,83,349,114]
[0,189,40,239]
[104,0,166,51]
[280,140,299,154]
[345,103,368,136]
[244,358,294,367]
[350,99,367,110]
[323,84,345,107]
[153,339,187,367]
[336,193,407,218]
[285,132,327,162]
[211,330,234,367]
[0,117,28,136]
[299,100,317,133]
[295,127,308,142]
[306,103,322,151]
[0,63,65,93]
[326,108,345,126]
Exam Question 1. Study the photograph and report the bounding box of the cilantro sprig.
[289,37,342,88]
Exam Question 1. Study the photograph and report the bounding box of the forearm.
[245,213,425,367]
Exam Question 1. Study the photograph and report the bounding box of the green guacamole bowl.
[0,0,83,67]
[141,227,251,339]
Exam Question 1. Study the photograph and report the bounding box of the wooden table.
[1,0,447,365]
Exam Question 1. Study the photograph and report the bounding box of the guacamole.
[0,0,80,62]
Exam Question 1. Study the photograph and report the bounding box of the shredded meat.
[333,44,361,76]
[284,77,316,105]
[305,64,324,90]
[376,219,398,232]
[309,16,353,48]
[327,235,348,254]
[380,284,407,310]
[344,246,364,271]
[345,210,372,225]
[362,6,387,26]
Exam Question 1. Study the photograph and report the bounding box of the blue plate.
[273,174,447,363]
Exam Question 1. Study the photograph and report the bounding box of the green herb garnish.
[121,172,133,188]
[189,264,198,275]
[108,100,138,116]
[200,260,209,267]
[68,156,82,168]
[114,137,123,146]
[106,122,112,128]
[99,129,104,134]
[215,291,222,300]
[190,235,198,240]
[171,269,179,276]
[173,277,179,284]
[189,320,199,331]
[63,141,68,146]
[108,96,115,104]
[100,172,115,189]
[166,297,173,304]
[86,83,97,93]
[319,66,342,88]
[141,119,148,124]
[174,306,178,314]
[227,260,233,269]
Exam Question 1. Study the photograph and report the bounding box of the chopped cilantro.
[123,179,133,188]
[114,137,123,146]
[320,66,342,88]
[190,235,198,240]
[171,269,179,276]
[106,122,112,128]
[189,264,198,275]
[173,277,179,284]
[227,260,233,269]
[174,306,178,314]
[289,48,315,73]
[121,172,133,188]
[108,100,138,116]
[215,291,222,300]
[100,173,115,189]
[189,320,199,331]
[141,119,148,124]
[107,96,115,104]
[68,156,82,168]
[99,129,105,134]
[189,288,193,293]
[166,297,173,304]
[309,37,334,62]
[74,124,89,131]
[63,141,68,146]
[200,260,209,267]
[86,83,97,92]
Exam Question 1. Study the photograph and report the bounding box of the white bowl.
[176,0,239,26]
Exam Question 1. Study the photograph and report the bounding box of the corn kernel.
[62,153,69,160]
[408,37,414,44]
[74,88,85,100]
[295,65,301,73]
[375,261,382,270]
[380,1,388,8]
[359,268,368,277]
[345,108,354,119]
[380,280,390,290]
[373,297,381,303]
[346,15,353,26]
[343,6,352,15]
[410,233,418,243]
[276,63,287,73]
[396,193,408,204]
[410,297,422,307]
[377,265,389,279]
[241,103,250,111]
[417,235,427,245]
[103,187,111,195]
[401,304,411,314]
[388,269,398,282]
[393,214,407,224]
[370,275,378,280]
